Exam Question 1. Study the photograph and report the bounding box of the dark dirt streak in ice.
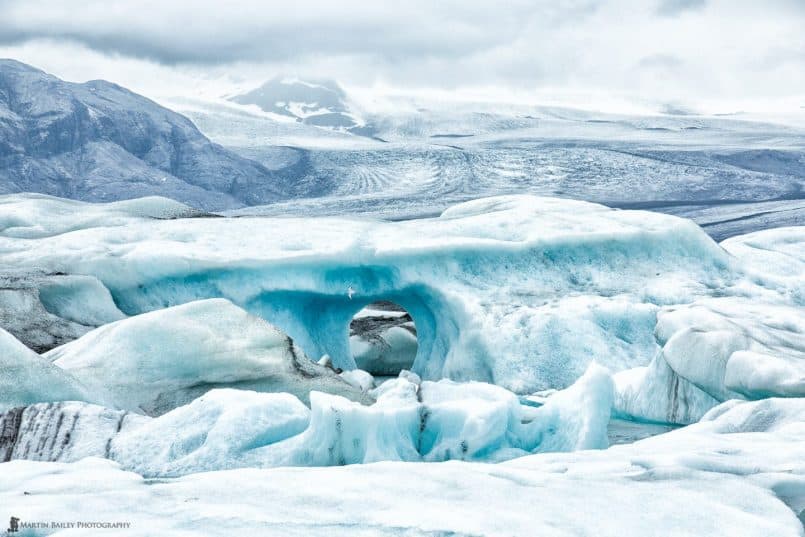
[105,412,129,458]
[0,406,24,462]
[287,336,316,379]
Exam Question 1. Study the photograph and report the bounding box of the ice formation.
[615,297,805,424]
[0,193,744,393]
[1,194,802,422]
[1,397,803,536]
[0,191,803,535]
[0,327,97,412]
[0,271,125,352]
[0,364,612,475]
[109,390,311,475]
[0,193,204,239]
[0,401,147,462]
[44,299,370,415]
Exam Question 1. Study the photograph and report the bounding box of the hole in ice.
[349,300,418,376]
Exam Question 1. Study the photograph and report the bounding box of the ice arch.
[5,195,740,392]
[107,264,485,382]
[245,284,451,376]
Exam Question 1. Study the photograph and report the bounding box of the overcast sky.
[0,0,803,112]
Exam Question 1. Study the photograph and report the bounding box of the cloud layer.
[0,0,803,108]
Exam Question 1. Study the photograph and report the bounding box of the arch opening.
[349,301,418,377]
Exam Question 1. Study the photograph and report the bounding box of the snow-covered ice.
[615,297,805,424]
[0,327,96,412]
[0,193,204,239]
[0,364,613,476]
[44,299,370,415]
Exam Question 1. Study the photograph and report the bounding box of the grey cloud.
[0,0,538,65]
[0,0,803,103]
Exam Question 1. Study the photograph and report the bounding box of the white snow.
[722,226,805,281]
[110,389,310,476]
[0,193,203,239]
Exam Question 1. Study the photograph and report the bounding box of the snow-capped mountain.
[0,59,288,211]
[230,77,367,132]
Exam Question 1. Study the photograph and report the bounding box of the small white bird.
[347,285,355,300]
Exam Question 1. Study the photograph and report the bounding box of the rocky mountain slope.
[0,59,286,211]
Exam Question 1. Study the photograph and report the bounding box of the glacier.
[0,327,96,412]
[0,192,803,535]
[2,59,804,242]
[0,193,801,412]
[181,88,805,235]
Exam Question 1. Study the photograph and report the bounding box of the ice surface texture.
[0,192,803,534]
[1,194,801,423]
[3,60,805,238]
[188,87,805,231]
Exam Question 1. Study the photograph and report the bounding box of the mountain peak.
[0,58,47,72]
[230,76,362,131]
[0,58,58,85]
